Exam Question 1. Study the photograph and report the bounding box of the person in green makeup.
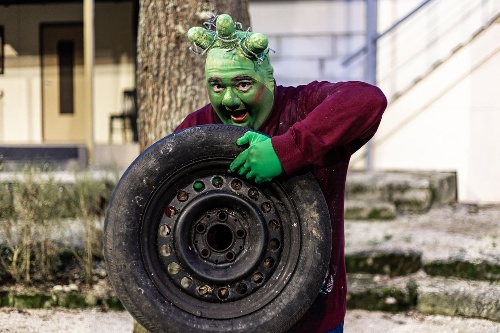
[177,13,387,333]
[205,47,282,183]
[186,14,283,184]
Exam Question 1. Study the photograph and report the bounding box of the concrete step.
[344,204,500,322]
[347,272,500,322]
[345,204,500,280]
[345,200,396,220]
[345,171,457,217]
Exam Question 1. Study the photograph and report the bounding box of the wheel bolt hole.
[268,219,280,231]
[263,257,275,268]
[195,223,206,233]
[159,224,171,237]
[261,202,272,213]
[212,176,223,188]
[181,277,192,289]
[225,251,235,261]
[248,188,259,200]
[217,287,229,300]
[252,272,264,284]
[207,224,233,252]
[168,262,180,275]
[231,179,242,190]
[236,229,246,238]
[198,285,212,296]
[200,248,210,258]
[177,191,189,202]
[160,245,172,257]
[164,206,177,217]
[236,283,248,294]
[193,181,205,192]
[217,211,228,221]
[269,238,281,251]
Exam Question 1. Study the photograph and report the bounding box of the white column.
[84,0,95,165]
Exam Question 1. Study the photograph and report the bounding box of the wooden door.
[41,24,85,143]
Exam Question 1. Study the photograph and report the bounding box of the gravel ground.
[1,308,499,333]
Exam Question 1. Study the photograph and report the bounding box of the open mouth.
[229,110,249,123]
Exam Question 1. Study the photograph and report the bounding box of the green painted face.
[205,48,274,130]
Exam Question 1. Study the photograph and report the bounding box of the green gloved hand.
[230,132,283,184]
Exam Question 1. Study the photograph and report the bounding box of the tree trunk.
[136,0,250,151]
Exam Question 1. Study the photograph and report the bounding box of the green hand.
[230,132,283,183]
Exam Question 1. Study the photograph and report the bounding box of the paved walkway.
[0,308,498,333]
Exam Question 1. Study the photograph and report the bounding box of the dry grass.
[0,165,118,286]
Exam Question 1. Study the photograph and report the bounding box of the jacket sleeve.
[272,81,387,174]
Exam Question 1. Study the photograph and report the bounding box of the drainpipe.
[366,0,378,171]
[84,0,95,166]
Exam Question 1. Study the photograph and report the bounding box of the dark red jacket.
[175,80,387,332]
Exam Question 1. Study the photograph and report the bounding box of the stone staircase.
[345,170,458,220]
[343,171,500,323]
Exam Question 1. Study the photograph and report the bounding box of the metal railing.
[344,0,500,101]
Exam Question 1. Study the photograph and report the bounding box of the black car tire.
[104,124,332,333]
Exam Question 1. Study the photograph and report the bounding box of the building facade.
[1,0,499,202]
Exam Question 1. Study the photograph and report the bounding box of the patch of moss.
[368,209,392,220]
[424,260,500,281]
[347,287,412,312]
[0,291,10,307]
[102,296,125,311]
[57,292,89,308]
[12,294,54,309]
[346,251,422,276]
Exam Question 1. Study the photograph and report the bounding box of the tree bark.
[136,0,250,151]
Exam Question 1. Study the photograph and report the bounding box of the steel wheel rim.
[139,159,303,319]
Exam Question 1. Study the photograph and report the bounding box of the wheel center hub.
[192,209,247,265]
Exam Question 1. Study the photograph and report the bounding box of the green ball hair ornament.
[188,13,272,64]
[187,27,215,50]
[242,32,269,58]
[215,14,236,37]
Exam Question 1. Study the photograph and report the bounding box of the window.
[57,40,75,114]
[0,26,4,74]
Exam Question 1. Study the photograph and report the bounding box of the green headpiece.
[188,14,271,64]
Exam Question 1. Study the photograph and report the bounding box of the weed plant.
[0,165,118,285]
[71,170,116,284]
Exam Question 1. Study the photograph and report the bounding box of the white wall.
[249,1,366,86]
[373,22,500,202]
